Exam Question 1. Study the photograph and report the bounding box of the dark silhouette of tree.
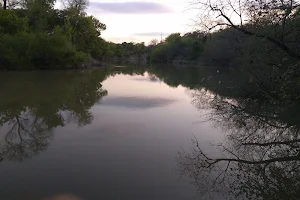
[1,114,54,161]
[192,0,300,60]
[178,89,300,199]
[3,0,6,9]
[0,70,108,162]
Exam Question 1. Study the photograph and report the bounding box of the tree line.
[150,0,300,101]
[1,0,300,84]
[0,0,150,70]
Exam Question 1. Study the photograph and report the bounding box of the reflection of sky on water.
[0,71,224,200]
[99,96,177,109]
[131,73,160,83]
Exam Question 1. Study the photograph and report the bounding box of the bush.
[0,7,106,70]
[0,10,28,34]
[0,31,89,70]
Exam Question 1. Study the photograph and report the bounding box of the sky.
[86,0,198,44]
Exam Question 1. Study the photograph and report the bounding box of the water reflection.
[0,67,158,163]
[0,71,108,161]
[178,89,300,200]
[42,194,83,200]
[100,96,177,109]
[0,65,299,200]
[0,113,54,162]
[143,66,300,199]
[132,73,160,82]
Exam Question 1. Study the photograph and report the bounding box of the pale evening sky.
[86,0,198,44]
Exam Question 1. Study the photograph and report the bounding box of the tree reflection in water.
[178,89,300,200]
[2,114,54,161]
[0,70,108,162]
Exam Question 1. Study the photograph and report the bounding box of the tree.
[3,0,6,9]
[0,70,108,161]
[22,0,56,31]
[62,0,89,14]
[0,10,28,34]
[149,39,159,46]
[178,89,300,199]
[22,0,56,9]
[191,0,300,101]
[2,0,22,9]
[0,0,108,69]
[192,0,300,60]
[91,16,106,36]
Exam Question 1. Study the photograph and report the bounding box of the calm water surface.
[0,67,299,200]
[0,68,223,200]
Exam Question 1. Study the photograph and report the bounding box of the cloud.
[89,1,173,14]
[99,96,177,109]
[133,32,171,37]
[132,77,159,82]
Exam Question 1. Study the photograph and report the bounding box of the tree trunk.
[3,0,7,9]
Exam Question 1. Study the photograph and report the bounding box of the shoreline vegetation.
[1,1,300,199]
[0,0,300,102]
[1,1,298,68]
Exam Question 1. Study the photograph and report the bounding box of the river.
[0,66,299,200]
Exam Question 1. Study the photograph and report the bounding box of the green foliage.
[0,2,107,70]
[62,0,89,14]
[150,44,168,63]
[23,0,56,9]
[89,37,107,59]
[0,10,28,34]
[0,70,109,160]
[70,16,101,52]
[103,42,147,63]
[149,31,204,64]
[0,31,89,70]
[201,28,243,66]
[24,0,55,31]
[91,16,106,36]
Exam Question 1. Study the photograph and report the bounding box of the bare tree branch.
[242,139,300,146]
